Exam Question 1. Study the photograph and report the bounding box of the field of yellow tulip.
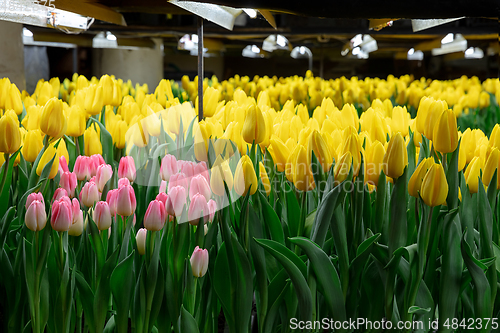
[0,72,499,333]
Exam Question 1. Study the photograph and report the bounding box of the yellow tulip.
[234,155,258,196]
[65,105,86,137]
[482,148,500,189]
[84,85,104,116]
[334,151,352,185]
[391,106,409,136]
[383,132,408,179]
[416,96,434,134]
[408,157,434,197]
[340,132,361,176]
[99,74,114,105]
[432,109,458,154]
[269,135,290,172]
[423,100,447,141]
[22,130,43,162]
[36,144,59,179]
[259,162,271,196]
[37,81,54,106]
[210,155,234,196]
[420,163,448,207]
[84,126,103,156]
[111,120,128,149]
[242,105,266,144]
[364,141,385,186]
[0,113,21,154]
[464,156,483,193]
[40,97,67,139]
[292,144,314,192]
[308,130,332,173]
[5,83,23,115]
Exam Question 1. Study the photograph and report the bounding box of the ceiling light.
[464,47,484,59]
[407,48,424,60]
[242,44,264,58]
[262,34,290,52]
[242,8,257,19]
[290,46,313,71]
[441,33,454,44]
[106,32,116,41]
[23,28,33,37]
[432,34,467,56]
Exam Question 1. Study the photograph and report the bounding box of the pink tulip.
[168,172,189,194]
[93,201,112,230]
[207,199,217,222]
[165,185,186,217]
[91,154,106,167]
[188,193,210,225]
[69,198,83,236]
[106,189,118,216]
[52,188,68,203]
[144,200,166,231]
[26,192,44,209]
[80,181,100,207]
[136,228,147,255]
[189,174,211,201]
[160,154,178,181]
[58,155,69,175]
[116,184,136,216]
[60,171,77,198]
[180,161,196,178]
[118,156,136,182]
[118,177,131,188]
[96,164,113,192]
[156,192,168,206]
[159,180,167,193]
[194,161,210,184]
[190,246,209,277]
[51,198,73,232]
[25,200,47,231]
[74,156,91,181]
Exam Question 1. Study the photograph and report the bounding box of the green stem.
[294,191,307,255]
[0,153,10,190]
[33,231,41,333]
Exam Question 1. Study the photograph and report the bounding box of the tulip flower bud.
[26,192,45,209]
[21,130,43,162]
[96,164,113,192]
[65,105,86,137]
[292,145,315,192]
[210,156,233,197]
[168,172,189,193]
[464,156,483,194]
[136,228,147,255]
[90,154,106,169]
[207,199,217,222]
[165,185,186,217]
[144,200,167,231]
[416,96,434,134]
[308,130,332,173]
[156,192,168,206]
[408,157,434,198]
[242,104,266,144]
[0,112,21,154]
[40,97,67,139]
[6,83,23,115]
[190,246,209,278]
[25,200,47,231]
[194,161,210,184]
[420,163,448,207]
[334,151,352,185]
[269,135,290,172]
[84,127,103,157]
[118,177,131,188]
[58,155,69,175]
[159,180,167,194]
[74,156,91,181]
[60,171,77,197]
[189,174,212,201]
[424,100,447,141]
[160,154,178,181]
[180,161,196,179]
[234,155,258,196]
[106,189,118,216]
[383,133,408,179]
[51,198,73,232]
[433,109,458,154]
[482,148,500,189]
[53,188,68,203]
[93,201,112,231]
[188,193,210,225]
[68,201,83,237]
[80,181,100,207]
[118,156,136,182]
[364,141,386,187]
[116,184,137,216]
[259,162,271,196]
[36,144,59,179]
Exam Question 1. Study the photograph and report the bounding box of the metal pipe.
[197,16,204,122]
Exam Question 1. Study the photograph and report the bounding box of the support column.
[0,21,25,90]
[93,38,163,89]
